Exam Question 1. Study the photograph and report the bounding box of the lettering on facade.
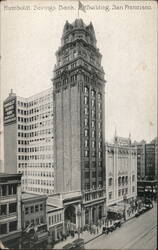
[4,98,16,125]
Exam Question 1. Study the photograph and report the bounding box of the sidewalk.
[53,226,103,249]
[53,211,137,249]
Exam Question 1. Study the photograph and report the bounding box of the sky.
[0,0,157,149]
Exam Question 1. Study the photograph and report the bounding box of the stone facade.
[52,19,106,228]
[105,135,137,207]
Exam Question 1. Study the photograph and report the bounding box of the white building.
[3,88,54,195]
[105,134,137,207]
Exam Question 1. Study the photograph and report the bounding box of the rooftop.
[22,192,47,201]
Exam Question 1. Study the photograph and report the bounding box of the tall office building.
[53,19,106,227]
[3,88,54,195]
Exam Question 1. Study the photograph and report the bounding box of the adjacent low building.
[0,173,22,249]
[47,196,64,243]
[21,192,48,248]
[105,135,137,218]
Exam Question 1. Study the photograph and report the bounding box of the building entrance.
[64,205,76,234]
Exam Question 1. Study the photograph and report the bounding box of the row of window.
[84,87,102,100]
[0,221,17,235]
[18,154,53,160]
[0,203,17,216]
[18,137,53,144]
[17,105,52,115]
[84,150,102,158]
[18,93,52,107]
[48,213,62,226]
[18,162,53,168]
[25,216,44,227]
[18,120,53,130]
[18,129,53,138]
[84,140,102,149]
[85,191,103,201]
[17,112,53,123]
[18,145,53,153]
[0,184,17,197]
[84,170,103,178]
[27,179,54,186]
[26,171,54,177]
[84,161,102,169]
[25,203,44,215]
[26,186,53,194]
[84,181,103,191]
[84,96,102,109]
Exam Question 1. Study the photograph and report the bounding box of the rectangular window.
[49,217,51,225]
[109,192,112,200]
[132,186,135,193]
[35,205,39,212]
[25,207,29,215]
[40,204,43,211]
[0,223,7,235]
[0,204,7,216]
[9,221,17,232]
[108,178,113,186]
[2,185,7,196]
[9,203,17,214]
[31,206,34,213]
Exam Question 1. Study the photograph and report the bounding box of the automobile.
[63,243,73,249]
[135,212,140,217]
[114,220,121,228]
[72,239,84,249]
[102,226,108,234]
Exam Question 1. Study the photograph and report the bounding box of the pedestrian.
[97,227,99,234]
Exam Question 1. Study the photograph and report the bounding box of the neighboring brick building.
[3,88,54,195]
[52,19,106,229]
[0,173,22,249]
[21,192,47,229]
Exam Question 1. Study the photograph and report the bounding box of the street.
[85,202,157,249]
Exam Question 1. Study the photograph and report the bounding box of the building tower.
[53,19,106,227]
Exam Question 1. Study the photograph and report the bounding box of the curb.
[85,233,102,244]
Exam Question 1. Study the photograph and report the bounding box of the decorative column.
[81,206,85,228]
